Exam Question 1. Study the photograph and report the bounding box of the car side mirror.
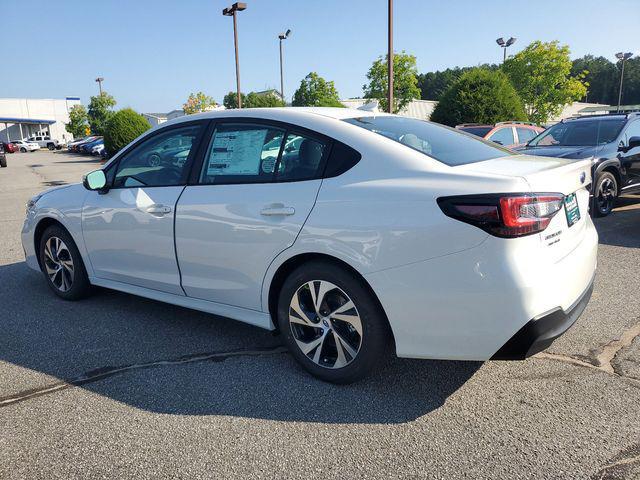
[628,136,640,150]
[83,169,107,191]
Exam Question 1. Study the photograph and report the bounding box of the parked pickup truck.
[26,135,61,150]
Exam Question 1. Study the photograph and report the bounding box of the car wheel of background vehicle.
[594,172,617,217]
[0,156,6,167]
[47,143,55,150]
[277,261,390,384]
[148,153,161,167]
[39,225,91,300]
[20,147,26,153]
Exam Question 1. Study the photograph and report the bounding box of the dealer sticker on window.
[564,193,580,227]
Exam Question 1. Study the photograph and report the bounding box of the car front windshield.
[344,116,512,166]
[528,118,625,147]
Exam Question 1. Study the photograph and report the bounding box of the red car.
[2,142,19,153]
[455,122,545,149]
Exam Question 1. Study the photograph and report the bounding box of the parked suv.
[516,113,640,216]
[26,135,59,150]
[456,122,544,149]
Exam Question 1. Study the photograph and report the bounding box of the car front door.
[82,122,206,294]
[620,119,640,191]
[175,120,329,311]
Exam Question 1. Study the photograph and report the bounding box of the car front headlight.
[26,194,42,215]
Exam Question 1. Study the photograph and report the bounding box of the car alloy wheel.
[596,176,616,215]
[20,148,26,153]
[43,236,74,292]
[288,280,363,369]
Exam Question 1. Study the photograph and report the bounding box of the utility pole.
[388,0,393,113]
[278,29,291,103]
[223,3,247,108]
[95,77,104,95]
[615,52,633,112]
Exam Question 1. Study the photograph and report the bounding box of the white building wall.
[0,97,81,143]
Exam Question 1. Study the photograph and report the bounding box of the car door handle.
[260,205,295,216]
[145,204,172,215]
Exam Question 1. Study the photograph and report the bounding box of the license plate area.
[564,193,580,227]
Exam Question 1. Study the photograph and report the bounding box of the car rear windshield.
[528,118,626,147]
[457,126,493,137]
[343,116,511,166]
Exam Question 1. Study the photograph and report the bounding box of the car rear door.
[82,121,207,294]
[175,119,329,311]
[620,119,640,191]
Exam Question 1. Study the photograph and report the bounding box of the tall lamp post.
[387,0,393,113]
[496,37,517,62]
[223,2,247,108]
[95,77,104,95]
[615,52,633,112]
[278,29,291,103]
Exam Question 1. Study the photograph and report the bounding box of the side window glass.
[276,133,328,181]
[488,127,514,146]
[113,125,201,188]
[516,128,537,143]
[199,123,285,184]
[625,121,640,143]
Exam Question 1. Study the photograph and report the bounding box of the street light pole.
[496,37,517,63]
[616,52,633,112]
[388,0,393,113]
[95,77,104,95]
[278,29,291,103]
[223,3,247,108]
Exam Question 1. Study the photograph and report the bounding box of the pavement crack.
[0,345,287,408]
[592,442,640,480]
[535,319,640,385]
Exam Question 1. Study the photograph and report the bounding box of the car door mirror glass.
[83,169,107,191]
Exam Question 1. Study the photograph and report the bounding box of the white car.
[12,140,39,153]
[21,108,597,383]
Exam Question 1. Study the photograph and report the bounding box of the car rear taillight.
[438,193,564,238]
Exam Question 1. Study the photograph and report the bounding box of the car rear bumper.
[364,215,598,361]
[491,273,594,360]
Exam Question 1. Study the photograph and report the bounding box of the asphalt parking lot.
[1,150,639,479]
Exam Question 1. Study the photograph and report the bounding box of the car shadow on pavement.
[0,261,480,424]
[593,194,640,249]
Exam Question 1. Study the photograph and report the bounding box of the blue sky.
[2,0,639,113]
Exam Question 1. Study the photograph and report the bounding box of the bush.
[430,68,527,127]
[104,108,151,156]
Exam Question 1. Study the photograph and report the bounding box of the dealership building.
[0,97,81,144]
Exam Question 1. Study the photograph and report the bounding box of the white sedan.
[21,108,597,383]
[12,140,39,152]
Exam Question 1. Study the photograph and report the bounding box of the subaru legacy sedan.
[22,108,597,383]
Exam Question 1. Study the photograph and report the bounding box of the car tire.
[39,225,91,300]
[0,156,6,167]
[277,261,390,384]
[593,172,617,217]
[47,143,55,150]
[20,147,26,153]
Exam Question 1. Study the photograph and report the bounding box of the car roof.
[169,107,384,124]
[564,114,628,123]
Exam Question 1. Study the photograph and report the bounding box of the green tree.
[292,72,344,107]
[87,92,117,135]
[430,68,527,127]
[183,91,218,114]
[363,51,421,113]
[223,91,285,108]
[502,41,587,124]
[65,104,89,138]
[244,91,285,108]
[104,108,151,156]
[571,55,617,104]
[417,64,499,101]
[223,91,246,109]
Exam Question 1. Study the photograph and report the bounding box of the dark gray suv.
[516,113,640,216]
